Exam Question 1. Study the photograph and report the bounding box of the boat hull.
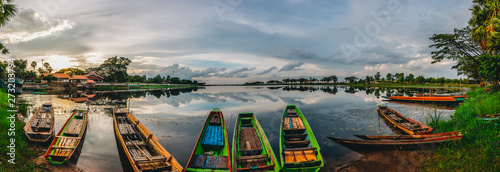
[355,131,460,140]
[185,108,231,172]
[328,134,462,150]
[113,108,183,172]
[382,96,464,102]
[279,104,323,172]
[232,112,279,172]
[23,103,55,142]
[45,109,88,164]
[377,105,432,135]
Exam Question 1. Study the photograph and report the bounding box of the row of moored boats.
[23,103,462,171]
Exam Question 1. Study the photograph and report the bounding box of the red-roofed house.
[41,73,71,83]
[85,73,105,83]
[70,75,88,84]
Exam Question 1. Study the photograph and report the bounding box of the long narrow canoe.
[23,103,55,142]
[328,133,462,150]
[475,114,500,121]
[279,104,323,172]
[185,108,231,172]
[232,112,280,171]
[45,109,88,164]
[382,96,464,102]
[355,131,460,140]
[113,107,183,172]
[377,105,432,135]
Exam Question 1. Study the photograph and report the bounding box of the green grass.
[0,89,41,171]
[422,88,500,171]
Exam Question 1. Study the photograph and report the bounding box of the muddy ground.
[334,150,431,172]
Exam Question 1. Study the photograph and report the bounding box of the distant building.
[84,73,105,83]
[41,73,71,83]
[69,75,88,84]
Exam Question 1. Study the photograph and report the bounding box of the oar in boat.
[126,137,157,169]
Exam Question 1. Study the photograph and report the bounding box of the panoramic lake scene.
[1,0,500,172]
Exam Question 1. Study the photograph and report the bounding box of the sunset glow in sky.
[1,0,472,84]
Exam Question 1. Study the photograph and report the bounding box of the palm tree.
[0,0,17,54]
[43,62,50,70]
[469,0,500,54]
[31,61,37,70]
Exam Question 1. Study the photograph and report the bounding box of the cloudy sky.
[0,0,472,84]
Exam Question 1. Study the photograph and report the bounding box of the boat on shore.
[328,133,463,150]
[475,114,500,121]
[355,131,460,140]
[382,96,465,102]
[113,107,183,172]
[280,104,323,172]
[185,108,231,172]
[23,103,55,142]
[45,109,88,164]
[232,112,279,171]
[377,105,432,135]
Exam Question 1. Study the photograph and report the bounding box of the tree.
[429,27,485,80]
[13,59,27,78]
[47,66,53,73]
[374,72,381,82]
[415,75,426,84]
[170,77,180,84]
[56,67,85,76]
[152,74,163,84]
[469,0,500,53]
[386,73,393,82]
[331,75,338,83]
[43,62,51,70]
[42,75,57,83]
[0,0,16,54]
[478,54,500,89]
[91,56,131,83]
[405,74,415,84]
[0,61,5,80]
[31,61,37,70]
[345,76,357,83]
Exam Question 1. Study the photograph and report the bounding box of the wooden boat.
[279,104,323,172]
[377,105,432,135]
[382,96,464,102]
[475,114,500,121]
[45,109,88,164]
[23,103,55,142]
[113,107,183,172]
[185,108,231,172]
[355,131,460,140]
[328,133,463,150]
[232,112,280,171]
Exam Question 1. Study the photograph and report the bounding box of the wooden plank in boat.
[216,156,229,169]
[205,155,218,169]
[283,151,295,163]
[134,155,167,163]
[209,113,222,124]
[303,150,317,161]
[239,128,262,155]
[236,154,268,161]
[190,155,207,168]
[294,150,307,162]
[283,117,291,130]
[64,119,83,136]
[240,158,266,168]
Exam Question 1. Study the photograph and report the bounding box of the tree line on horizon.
[0,56,200,85]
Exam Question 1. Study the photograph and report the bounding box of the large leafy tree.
[56,67,85,76]
[429,27,486,80]
[88,56,131,83]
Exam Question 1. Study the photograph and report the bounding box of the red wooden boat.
[377,105,432,135]
[328,133,462,150]
[355,131,460,140]
[382,95,465,102]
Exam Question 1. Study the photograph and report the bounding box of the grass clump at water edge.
[422,88,500,171]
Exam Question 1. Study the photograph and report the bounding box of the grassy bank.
[97,84,199,90]
[422,88,500,171]
[0,89,41,171]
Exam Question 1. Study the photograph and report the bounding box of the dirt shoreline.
[31,146,87,172]
[335,150,431,172]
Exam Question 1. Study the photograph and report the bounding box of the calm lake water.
[20,85,461,172]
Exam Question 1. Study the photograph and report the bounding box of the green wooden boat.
[185,108,231,172]
[279,104,323,172]
[44,109,88,164]
[232,112,280,171]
